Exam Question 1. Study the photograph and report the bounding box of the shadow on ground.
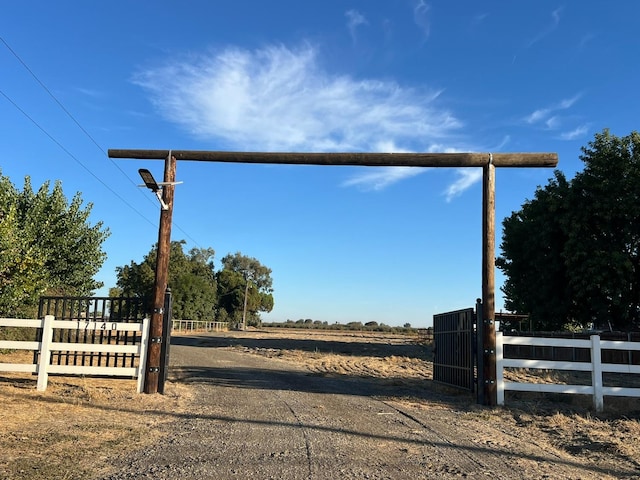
[170,363,449,400]
[170,333,431,360]
[169,333,459,403]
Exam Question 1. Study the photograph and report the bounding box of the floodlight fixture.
[137,168,183,211]
[139,168,160,192]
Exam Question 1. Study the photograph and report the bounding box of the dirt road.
[99,331,635,479]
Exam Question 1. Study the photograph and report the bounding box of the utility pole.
[144,153,176,394]
[241,278,249,331]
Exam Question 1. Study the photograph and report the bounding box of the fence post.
[136,318,150,393]
[591,334,604,412]
[36,315,55,391]
[496,332,505,406]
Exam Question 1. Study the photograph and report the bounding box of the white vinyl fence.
[0,315,149,392]
[496,332,640,412]
[172,320,228,333]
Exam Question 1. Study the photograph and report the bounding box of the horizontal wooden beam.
[108,149,558,168]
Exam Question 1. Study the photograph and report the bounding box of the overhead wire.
[0,88,155,227]
[0,35,203,247]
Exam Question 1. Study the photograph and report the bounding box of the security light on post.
[138,168,182,210]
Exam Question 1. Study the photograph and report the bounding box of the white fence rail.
[172,320,228,333]
[0,315,149,392]
[496,332,640,412]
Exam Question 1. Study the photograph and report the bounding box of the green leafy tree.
[0,172,109,317]
[497,171,572,330]
[115,241,217,320]
[497,130,640,331]
[0,197,47,317]
[217,251,274,328]
[563,130,640,330]
[18,178,109,296]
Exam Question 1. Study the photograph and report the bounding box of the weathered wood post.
[144,153,176,394]
[482,156,497,406]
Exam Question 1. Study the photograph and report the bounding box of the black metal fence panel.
[36,296,148,370]
[433,308,476,391]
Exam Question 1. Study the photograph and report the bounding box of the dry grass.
[0,351,193,480]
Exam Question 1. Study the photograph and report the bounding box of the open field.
[1,327,640,479]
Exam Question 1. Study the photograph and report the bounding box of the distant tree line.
[264,319,417,334]
[497,130,640,332]
[112,244,273,328]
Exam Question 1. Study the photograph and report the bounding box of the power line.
[0,35,203,247]
[0,88,155,228]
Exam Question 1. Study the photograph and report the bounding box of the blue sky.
[2,2,639,327]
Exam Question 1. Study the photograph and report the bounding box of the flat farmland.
[1,327,639,479]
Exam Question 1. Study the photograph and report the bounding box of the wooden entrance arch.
[109,149,558,404]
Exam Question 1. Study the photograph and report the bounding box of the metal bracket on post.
[155,191,169,211]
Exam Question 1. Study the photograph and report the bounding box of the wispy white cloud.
[413,0,431,38]
[558,94,580,109]
[525,93,582,124]
[440,135,510,201]
[346,10,368,42]
[445,169,483,202]
[526,7,563,47]
[75,87,105,98]
[559,124,589,140]
[525,108,551,124]
[545,116,560,129]
[472,13,489,25]
[525,94,588,142]
[341,141,427,191]
[342,166,425,191]
[133,43,460,153]
[133,43,478,198]
[579,33,596,50]
[493,135,511,150]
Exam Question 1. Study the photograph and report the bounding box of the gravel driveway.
[99,333,627,479]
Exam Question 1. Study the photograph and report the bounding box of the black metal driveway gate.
[433,307,477,393]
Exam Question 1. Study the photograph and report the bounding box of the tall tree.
[497,130,640,331]
[497,171,572,330]
[0,172,109,317]
[217,251,274,328]
[564,130,640,330]
[115,241,217,320]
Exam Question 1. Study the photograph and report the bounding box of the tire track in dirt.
[278,393,314,480]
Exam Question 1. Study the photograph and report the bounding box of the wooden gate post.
[482,157,497,406]
[144,153,176,394]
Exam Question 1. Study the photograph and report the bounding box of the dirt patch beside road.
[1,328,640,479]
